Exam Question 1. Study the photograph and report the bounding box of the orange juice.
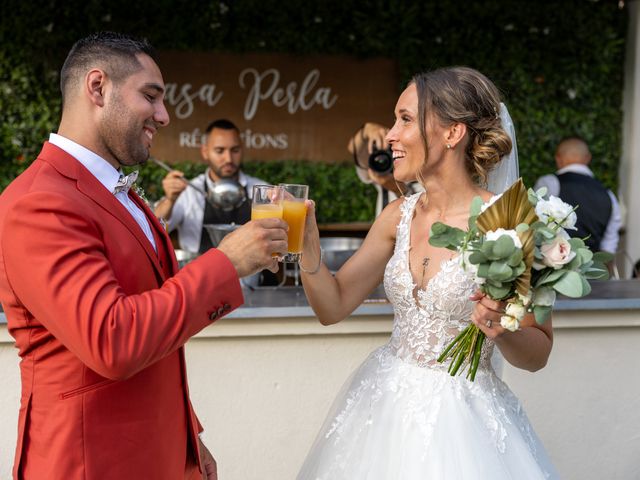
[282,200,307,253]
[251,204,283,220]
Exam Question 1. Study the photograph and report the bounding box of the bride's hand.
[300,199,322,273]
[469,290,508,339]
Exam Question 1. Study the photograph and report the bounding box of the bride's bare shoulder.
[478,188,497,203]
[371,194,414,239]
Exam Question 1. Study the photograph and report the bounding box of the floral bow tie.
[113,170,139,195]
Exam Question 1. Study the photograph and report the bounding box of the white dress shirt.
[49,133,156,251]
[534,163,621,253]
[165,169,265,253]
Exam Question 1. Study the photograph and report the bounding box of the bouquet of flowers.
[429,178,611,381]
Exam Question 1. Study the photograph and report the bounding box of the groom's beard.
[100,93,155,167]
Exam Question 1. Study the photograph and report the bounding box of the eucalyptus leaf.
[540,228,556,239]
[468,215,479,232]
[553,270,585,298]
[593,251,614,263]
[569,237,585,250]
[493,235,516,259]
[488,261,513,282]
[567,255,582,270]
[535,187,548,199]
[429,223,465,249]
[528,190,541,205]
[507,249,523,267]
[431,222,449,235]
[580,276,592,296]
[584,266,609,280]
[531,221,546,230]
[578,248,593,264]
[470,196,483,216]
[515,223,530,233]
[485,283,512,300]
[537,269,566,286]
[512,263,526,277]
[481,241,496,258]
[489,279,510,289]
[477,263,490,278]
[533,305,552,325]
[469,251,488,265]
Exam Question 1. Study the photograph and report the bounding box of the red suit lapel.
[40,142,169,281]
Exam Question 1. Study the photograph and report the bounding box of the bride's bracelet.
[299,248,324,275]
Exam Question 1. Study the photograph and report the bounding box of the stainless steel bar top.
[2,281,640,324]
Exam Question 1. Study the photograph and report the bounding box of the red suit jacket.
[0,142,244,479]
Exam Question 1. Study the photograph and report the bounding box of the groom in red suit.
[0,32,288,480]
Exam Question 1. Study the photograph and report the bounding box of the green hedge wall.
[0,0,628,222]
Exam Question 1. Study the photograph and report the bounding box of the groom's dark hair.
[60,31,157,108]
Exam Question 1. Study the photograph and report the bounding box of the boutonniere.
[132,183,151,208]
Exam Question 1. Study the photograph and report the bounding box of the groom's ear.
[85,69,108,108]
[445,122,467,149]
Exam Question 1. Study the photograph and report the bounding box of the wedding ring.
[486,319,492,328]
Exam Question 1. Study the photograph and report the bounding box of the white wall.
[502,310,640,480]
[1,309,639,480]
[620,1,640,276]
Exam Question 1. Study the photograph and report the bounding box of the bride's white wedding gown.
[297,193,559,480]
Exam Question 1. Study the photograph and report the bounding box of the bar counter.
[2,280,640,325]
[228,279,640,318]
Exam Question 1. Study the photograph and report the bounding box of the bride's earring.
[446,143,452,149]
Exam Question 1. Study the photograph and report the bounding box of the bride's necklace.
[417,221,458,290]
[419,257,431,288]
[416,193,456,289]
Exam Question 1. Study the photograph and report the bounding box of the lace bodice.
[384,193,495,371]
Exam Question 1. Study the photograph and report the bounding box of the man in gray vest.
[534,136,621,253]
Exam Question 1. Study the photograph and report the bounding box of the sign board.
[153,51,399,164]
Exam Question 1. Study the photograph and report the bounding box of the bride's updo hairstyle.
[412,67,512,185]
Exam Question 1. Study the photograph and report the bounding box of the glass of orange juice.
[251,185,285,258]
[279,184,309,263]
[251,184,284,220]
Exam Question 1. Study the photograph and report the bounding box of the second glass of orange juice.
[279,184,309,263]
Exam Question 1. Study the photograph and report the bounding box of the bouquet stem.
[437,324,486,381]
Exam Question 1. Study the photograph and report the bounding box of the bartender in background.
[154,118,267,254]
[348,122,422,216]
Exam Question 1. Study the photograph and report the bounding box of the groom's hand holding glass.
[217,186,288,276]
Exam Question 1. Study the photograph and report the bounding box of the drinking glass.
[251,184,285,258]
[251,184,284,220]
[279,183,309,263]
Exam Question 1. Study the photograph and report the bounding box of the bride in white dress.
[296,66,559,479]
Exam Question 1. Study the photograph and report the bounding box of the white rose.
[533,286,556,307]
[535,195,577,230]
[506,301,527,321]
[480,193,503,213]
[485,228,522,249]
[500,314,520,332]
[518,291,532,307]
[540,234,576,269]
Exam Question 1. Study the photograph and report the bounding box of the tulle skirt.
[297,345,559,480]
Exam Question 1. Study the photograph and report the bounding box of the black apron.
[198,180,251,254]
